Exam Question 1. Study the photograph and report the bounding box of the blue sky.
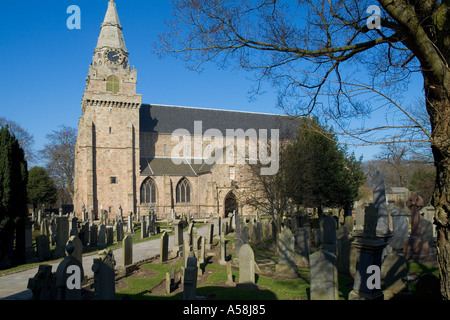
[0,0,425,167]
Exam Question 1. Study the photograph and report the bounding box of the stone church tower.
[74,0,142,218]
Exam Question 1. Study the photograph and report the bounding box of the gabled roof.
[139,104,299,138]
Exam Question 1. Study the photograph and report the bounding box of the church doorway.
[224,191,238,218]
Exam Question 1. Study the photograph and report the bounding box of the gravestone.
[372,170,392,237]
[226,261,234,286]
[40,218,50,236]
[55,243,84,300]
[419,216,434,248]
[106,227,114,245]
[348,204,387,300]
[295,227,310,268]
[336,225,352,275]
[123,235,133,266]
[98,224,106,246]
[199,236,205,266]
[67,235,83,265]
[183,257,198,300]
[219,233,227,265]
[188,222,194,251]
[381,252,408,299]
[69,216,78,237]
[80,222,90,246]
[390,209,409,251]
[160,231,169,263]
[89,224,98,247]
[36,235,50,262]
[354,205,365,231]
[173,220,184,255]
[27,264,57,300]
[310,250,339,300]
[92,249,116,300]
[54,216,69,258]
[404,192,433,261]
[276,227,298,277]
[206,223,214,250]
[344,215,354,233]
[238,244,257,290]
[49,217,56,245]
[321,215,337,254]
[116,222,124,242]
[127,212,133,233]
[141,220,148,239]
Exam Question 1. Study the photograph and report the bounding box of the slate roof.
[140,157,214,177]
[139,104,300,176]
[139,104,299,138]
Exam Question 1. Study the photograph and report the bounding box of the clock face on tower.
[104,48,124,65]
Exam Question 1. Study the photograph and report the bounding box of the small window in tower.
[109,127,112,134]
[110,177,118,184]
[106,75,120,94]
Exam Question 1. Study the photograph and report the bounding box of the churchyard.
[19,193,441,300]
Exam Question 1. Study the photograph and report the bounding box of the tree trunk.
[428,83,450,300]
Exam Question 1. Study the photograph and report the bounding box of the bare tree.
[40,125,76,205]
[157,0,450,298]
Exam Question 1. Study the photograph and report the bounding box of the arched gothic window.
[140,178,157,205]
[106,75,120,94]
[176,178,191,203]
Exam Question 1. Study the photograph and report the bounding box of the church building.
[73,0,297,220]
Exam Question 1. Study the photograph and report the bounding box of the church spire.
[96,0,127,52]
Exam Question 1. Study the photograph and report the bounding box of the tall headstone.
[160,231,169,263]
[183,257,198,300]
[390,209,409,251]
[69,216,78,237]
[206,223,214,250]
[276,227,298,277]
[238,244,257,290]
[122,235,133,266]
[89,224,98,247]
[336,225,352,275]
[219,233,227,265]
[348,204,387,300]
[141,220,148,239]
[309,250,339,300]
[173,220,184,255]
[116,221,124,242]
[54,216,70,258]
[80,222,90,246]
[295,227,310,268]
[106,227,114,245]
[321,215,337,254]
[372,171,393,238]
[127,212,134,233]
[92,249,116,300]
[36,235,50,262]
[55,243,84,300]
[98,224,106,246]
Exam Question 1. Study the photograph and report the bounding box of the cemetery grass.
[113,235,335,300]
[112,236,439,301]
